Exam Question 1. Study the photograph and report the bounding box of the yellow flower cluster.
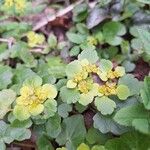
[4,0,26,12]
[73,72,88,83]
[78,80,92,94]
[98,66,125,82]
[67,59,100,94]
[98,82,117,96]
[66,58,128,106]
[87,36,98,46]
[14,83,57,120]
[97,66,125,96]
[15,0,26,12]
[83,64,99,74]
[107,66,125,79]
[27,31,45,48]
[4,0,13,8]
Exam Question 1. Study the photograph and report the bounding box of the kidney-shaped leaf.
[0,89,16,119]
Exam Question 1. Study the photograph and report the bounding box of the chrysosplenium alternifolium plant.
[26,31,45,48]
[4,0,26,13]
[13,76,58,121]
[60,50,130,115]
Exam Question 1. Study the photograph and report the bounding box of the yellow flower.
[4,0,26,12]
[14,0,26,12]
[78,80,99,106]
[98,82,117,96]
[80,59,100,75]
[100,66,125,81]
[66,59,100,86]
[67,80,77,88]
[87,36,97,46]
[4,0,13,8]
[78,80,91,94]
[73,71,88,83]
[114,66,125,78]
[13,84,57,120]
[27,31,45,48]
[107,67,125,79]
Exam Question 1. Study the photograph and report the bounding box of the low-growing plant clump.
[0,0,150,149]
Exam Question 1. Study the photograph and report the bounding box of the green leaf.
[48,34,57,49]
[118,74,142,96]
[0,65,13,90]
[36,61,56,84]
[93,113,128,135]
[66,60,82,78]
[73,4,88,22]
[79,93,94,106]
[77,143,90,150]
[137,0,150,4]
[114,104,149,126]
[11,42,37,67]
[42,99,57,119]
[95,97,116,115]
[10,118,32,128]
[75,102,88,113]
[0,121,13,145]
[86,128,109,145]
[132,119,149,134]
[0,121,31,144]
[47,57,66,78]
[69,46,80,57]
[76,23,89,34]
[0,141,6,150]
[122,61,135,72]
[105,132,150,150]
[103,21,126,46]
[66,32,86,44]
[141,76,150,110]
[116,85,130,100]
[58,103,72,118]
[60,86,80,104]
[0,89,16,119]
[20,48,37,67]
[78,49,99,63]
[13,105,30,121]
[114,104,150,134]
[92,145,106,150]
[80,42,96,51]
[13,65,36,86]
[10,128,31,141]
[23,75,42,87]
[0,44,10,62]
[99,59,113,72]
[45,114,61,138]
[137,28,150,54]
[56,115,86,150]
[37,135,54,150]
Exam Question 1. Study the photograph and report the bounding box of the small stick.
[33,0,84,31]
[0,37,15,49]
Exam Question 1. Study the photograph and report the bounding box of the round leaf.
[95,96,116,115]
[60,86,80,104]
[116,85,130,100]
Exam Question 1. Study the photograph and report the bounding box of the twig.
[30,48,43,53]
[0,38,15,49]
[0,38,10,43]
[33,0,84,31]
